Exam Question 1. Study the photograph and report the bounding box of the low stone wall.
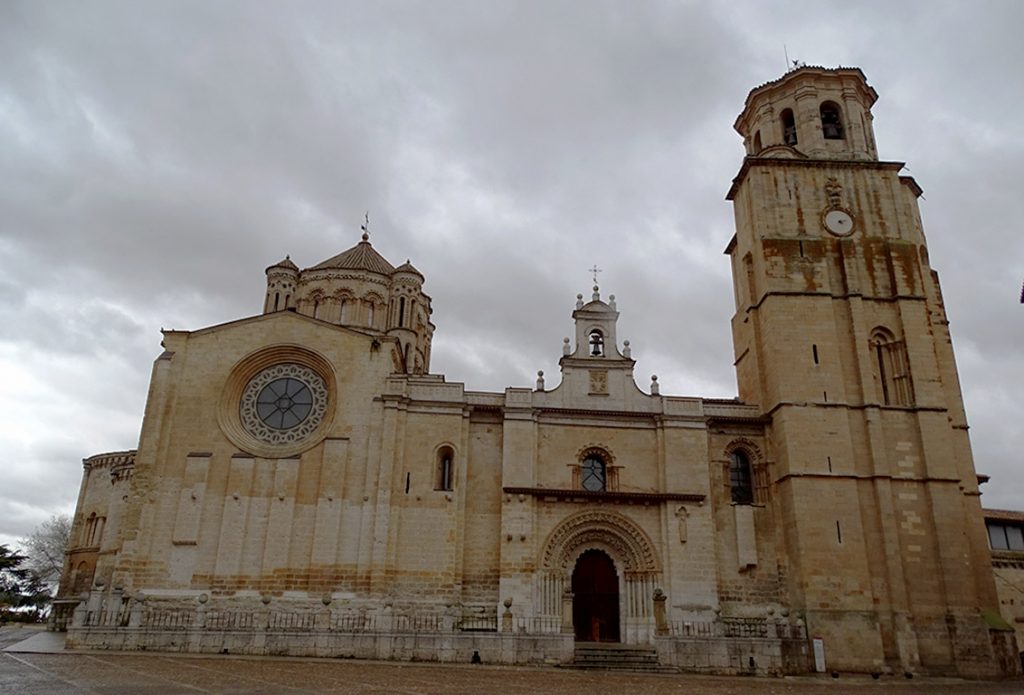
[68,625,572,665]
[654,635,809,676]
[65,595,813,673]
[65,596,573,665]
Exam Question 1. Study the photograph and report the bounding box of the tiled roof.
[266,256,298,272]
[983,508,1024,523]
[394,260,423,277]
[308,238,396,275]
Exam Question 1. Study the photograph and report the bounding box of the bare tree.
[19,513,72,592]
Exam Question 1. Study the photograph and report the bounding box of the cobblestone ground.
[2,627,1021,694]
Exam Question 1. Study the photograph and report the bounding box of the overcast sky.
[2,0,1023,548]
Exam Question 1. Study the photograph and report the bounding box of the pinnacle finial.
[360,211,370,241]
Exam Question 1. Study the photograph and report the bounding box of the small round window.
[240,364,327,445]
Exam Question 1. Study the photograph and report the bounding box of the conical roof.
[394,259,423,278]
[266,255,299,273]
[308,235,396,275]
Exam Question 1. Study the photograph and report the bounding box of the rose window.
[240,363,327,445]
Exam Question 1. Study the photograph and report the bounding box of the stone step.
[566,645,675,672]
[573,652,659,661]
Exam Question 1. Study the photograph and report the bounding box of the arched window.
[781,108,798,145]
[273,292,280,312]
[588,329,605,357]
[340,299,348,323]
[367,303,375,328]
[753,130,762,153]
[435,446,454,491]
[581,454,607,492]
[729,451,754,505]
[820,102,844,140]
[870,328,913,406]
[399,297,406,327]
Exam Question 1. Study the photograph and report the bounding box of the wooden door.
[571,549,620,642]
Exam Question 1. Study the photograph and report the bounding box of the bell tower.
[726,67,1011,677]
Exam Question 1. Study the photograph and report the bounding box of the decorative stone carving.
[217,344,337,459]
[240,363,328,446]
[575,444,616,465]
[824,177,843,208]
[541,509,660,574]
[723,437,763,464]
[675,505,688,543]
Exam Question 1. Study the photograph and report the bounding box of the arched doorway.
[571,549,620,642]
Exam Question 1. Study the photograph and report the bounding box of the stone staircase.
[567,643,676,672]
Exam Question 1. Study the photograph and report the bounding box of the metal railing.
[511,615,561,634]
[668,617,805,640]
[457,614,498,632]
[143,606,194,629]
[80,604,500,635]
[77,602,804,642]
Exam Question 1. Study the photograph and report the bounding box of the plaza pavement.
[2,626,1020,694]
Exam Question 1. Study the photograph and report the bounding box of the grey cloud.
[1,0,1023,545]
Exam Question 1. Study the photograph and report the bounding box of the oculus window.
[240,363,328,445]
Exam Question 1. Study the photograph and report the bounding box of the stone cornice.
[83,450,136,471]
[775,472,963,485]
[726,157,906,201]
[503,486,705,505]
[991,550,1024,570]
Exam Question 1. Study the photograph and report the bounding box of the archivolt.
[723,437,763,463]
[541,509,659,575]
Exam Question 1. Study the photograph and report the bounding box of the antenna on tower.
[784,44,790,72]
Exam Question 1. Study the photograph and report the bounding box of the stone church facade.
[57,67,1019,678]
